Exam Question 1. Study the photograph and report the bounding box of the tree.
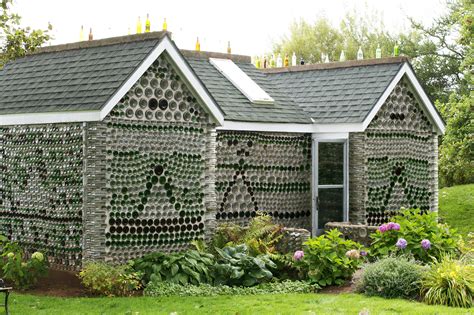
[273,12,407,64]
[0,0,51,67]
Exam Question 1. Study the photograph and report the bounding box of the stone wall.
[0,123,84,269]
[349,78,438,226]
[215,131,312,229]
[84,54,217,263]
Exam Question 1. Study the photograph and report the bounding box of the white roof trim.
[0,110,100,126]
[218,120,364,133]
[362,63,445,134]
[0,35,224,126]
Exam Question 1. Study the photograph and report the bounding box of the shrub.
[421,256,474,308]
[370,209,461,263]
[268,253,303,281]
[131,250,215,286]
[211,213,284,256]
[213,244,276,286]
[356,256,425,299]
[78,262,142,296]
[0,236,48,289]
[298,229,365,287]
[144,280,319,297]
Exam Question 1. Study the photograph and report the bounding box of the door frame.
[311,133,349,236]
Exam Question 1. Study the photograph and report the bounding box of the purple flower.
[360,250,368,257]
[378,224,388,233]
[421,239,431,250]
[293,250,304,261]
[396,238,408,249]
[392,223,400,231]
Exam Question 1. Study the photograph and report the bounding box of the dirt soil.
[26,269,87,297]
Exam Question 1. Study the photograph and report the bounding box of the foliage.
[78,262,141,297]
[213,244,276,287]
[421,255,474,308]
[438,95,473,187]
[370,209,462,263]
[0,0,51,66]
[144,280,319,297]
[298,229,365,287]
[211,212,284,256]
[356,256,425,299]
[131,250,214,286]
[268,253,303,281]
[273,13,404,64]
[0,235,48,289]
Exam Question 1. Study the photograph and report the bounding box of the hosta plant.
[213,244,276,287]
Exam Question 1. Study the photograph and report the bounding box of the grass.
[439,184,474,237]
[2,292,471,315]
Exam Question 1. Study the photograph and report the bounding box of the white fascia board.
[404,65,445,134]
[218,120,364,133]
[362,63,445,135]
[101,36,224,125]
[312,132,349,140]
[0,110,100,126]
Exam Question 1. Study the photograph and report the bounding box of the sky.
[14,0,447,56]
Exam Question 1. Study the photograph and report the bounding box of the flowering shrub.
[421,255,474,308]
[0,236,48,289]
[357,256,425,299]
[297,229,365,287]
[370,209,461,263]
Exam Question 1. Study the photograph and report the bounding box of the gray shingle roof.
[184,56,311,123]
[0,34,163,115]
[267,62,403,123]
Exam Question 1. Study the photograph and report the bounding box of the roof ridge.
[262,56,410,73]
[30,31,169,55]
[180,50,251,63]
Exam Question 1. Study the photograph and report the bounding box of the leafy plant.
[78,262,142,297]
[268,253,303,281]
[356,256,425,299]
[144,280,319,297]
[211,212,284,256]
[0,236,48,289]
[132,250,215,286]
[370,209,462,263]
[421,255,474,308]
[213,244,276,287]
[298,229,365,287]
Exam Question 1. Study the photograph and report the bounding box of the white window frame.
[311,133,349,236]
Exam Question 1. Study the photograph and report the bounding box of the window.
[209,58,274,105]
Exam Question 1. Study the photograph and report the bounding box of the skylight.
[209,58,274,105]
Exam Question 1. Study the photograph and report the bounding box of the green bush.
[299,229,365,287]
[144,280,319,297]
[78,262,142,297]
[0,236,48,289]
[131,250,215,286]
[356,256,425,299]
[213,244,276,287]
[370,209,462,263]
[421,256,474,308]
[211,213,284,256]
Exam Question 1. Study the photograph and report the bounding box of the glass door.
[312,139,348,235]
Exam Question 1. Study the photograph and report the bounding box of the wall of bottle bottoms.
[363,80,437,226]
[215,131,312,230]
[0,124,84,269]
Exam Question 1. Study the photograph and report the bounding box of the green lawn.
[439,184,474,237]
[2,293,470,315]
